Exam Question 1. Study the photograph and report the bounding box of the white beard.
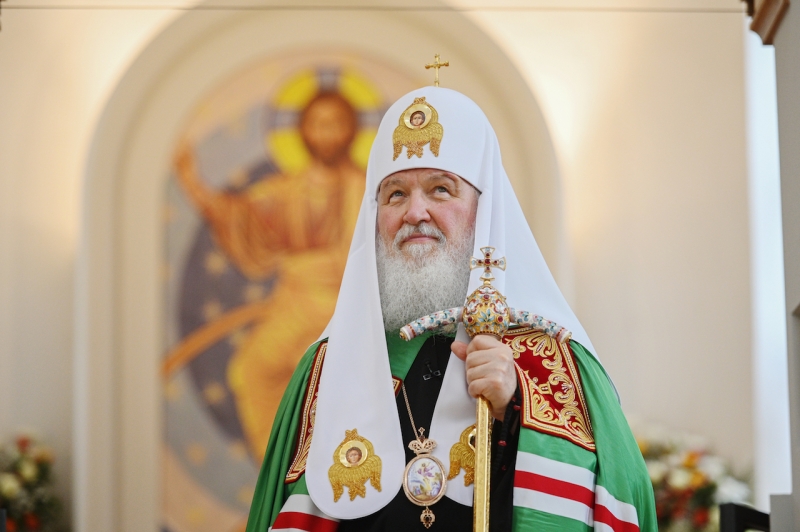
[376,222,474,332]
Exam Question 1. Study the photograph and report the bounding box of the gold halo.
[338,440,368,467]
[403,103,433,130]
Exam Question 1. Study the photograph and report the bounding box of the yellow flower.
[0,473,21,498]
[667,467,693,490]
[637,439,649,455]
[689,470,707,489]
[646,460,668,484]
[18,459,38,482]
[682,450,701,468]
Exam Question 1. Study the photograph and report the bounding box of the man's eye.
[389,190,404,199]
[435,186,450,194]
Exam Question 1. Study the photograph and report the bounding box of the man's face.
[376,168,479,259]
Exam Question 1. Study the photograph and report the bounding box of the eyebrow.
[377,171,481,198]
[424,173,462,190]
[426,172,458,183]
[380,176,405,191]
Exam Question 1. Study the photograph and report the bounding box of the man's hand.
[451,334,517,420]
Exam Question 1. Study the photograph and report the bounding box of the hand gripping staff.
[400,247,572,532]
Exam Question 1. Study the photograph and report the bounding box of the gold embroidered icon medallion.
[392,97,444,160]
[328,429,382,502]
[401,384,447,529]
[447,424,477,486]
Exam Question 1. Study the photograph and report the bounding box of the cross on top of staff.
[425,54,450,87]
[470,247,506,285]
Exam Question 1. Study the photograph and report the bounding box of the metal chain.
[401,383,425,442]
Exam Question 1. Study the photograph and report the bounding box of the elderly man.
[246,86,656,531]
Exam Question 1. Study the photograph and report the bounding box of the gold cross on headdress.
[425,54,449,87]
[469,247,506,285]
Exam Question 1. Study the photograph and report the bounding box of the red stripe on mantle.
[594,504,640,532]
[271,511,339,532]
[514,470,595,507]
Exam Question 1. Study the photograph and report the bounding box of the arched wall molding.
[75,4,563,531]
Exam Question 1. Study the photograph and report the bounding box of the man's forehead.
[378,168,468,191]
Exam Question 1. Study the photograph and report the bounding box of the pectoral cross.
[469,246,506,285]
[425,54,450,87]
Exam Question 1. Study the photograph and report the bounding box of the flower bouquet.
[636,426,750,532]
[0,434,62,532]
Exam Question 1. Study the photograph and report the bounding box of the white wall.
[0,0,764,524]
[0,4,180,519]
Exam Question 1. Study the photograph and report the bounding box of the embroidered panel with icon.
[504,328,596,452]
[392,97,444,160]
[328,429,383,501]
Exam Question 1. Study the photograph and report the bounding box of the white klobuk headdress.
[306,86,599,518]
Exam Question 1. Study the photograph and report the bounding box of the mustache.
[392,222,446,249]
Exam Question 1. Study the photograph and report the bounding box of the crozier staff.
[246,64,657,532]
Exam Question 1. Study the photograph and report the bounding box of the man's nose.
[402,192,432,225]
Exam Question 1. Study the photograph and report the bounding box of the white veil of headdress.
[306,86,600,518]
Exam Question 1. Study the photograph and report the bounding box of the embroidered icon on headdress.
[328,429,382,501]
[392,97,444,160]
[447,424,476,486]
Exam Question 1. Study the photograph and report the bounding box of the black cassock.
[338,335,520,532]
